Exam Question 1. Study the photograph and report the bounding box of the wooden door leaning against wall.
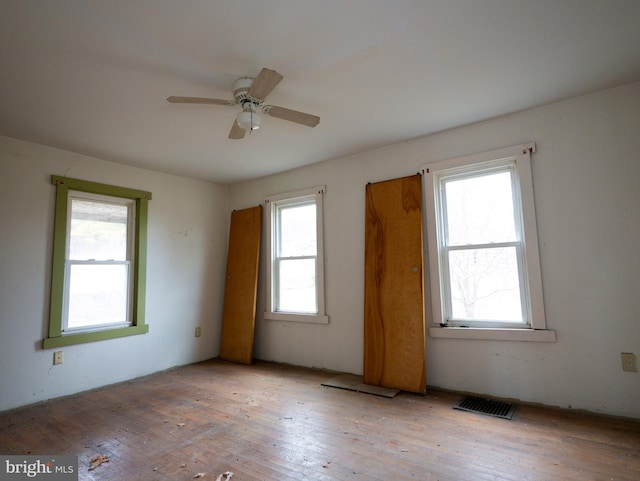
[219,205,262,365]
[363,174,426,393]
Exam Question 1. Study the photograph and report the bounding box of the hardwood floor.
[1,359,639,480]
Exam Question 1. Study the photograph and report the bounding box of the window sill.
[428,326,556,342]
[43,324,149,348]
[264,312,329,324]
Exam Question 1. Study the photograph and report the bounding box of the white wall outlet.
[53,351,63,365]
[195,326,201,338]
[621,352,637,372]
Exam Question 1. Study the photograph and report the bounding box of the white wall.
[0,137,229,411]
[2,82,638,418]
[229,82,640,418]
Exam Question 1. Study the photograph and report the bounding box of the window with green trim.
[43,176,151,348]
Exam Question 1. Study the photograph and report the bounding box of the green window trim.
[43,176,152,349]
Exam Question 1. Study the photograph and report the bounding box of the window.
[265,186,328,323]
[43,176,151,348]
[423,144,555,341]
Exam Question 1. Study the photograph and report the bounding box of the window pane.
[448,247,523,322]
[277,258,317,313]
[279,203,316,257]
[70,199,128,260]
[67,264,129,329]
[444,171,516,246]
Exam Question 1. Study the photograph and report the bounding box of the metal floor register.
[453,396,515,420]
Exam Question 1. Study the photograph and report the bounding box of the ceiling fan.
[167,67,320,139]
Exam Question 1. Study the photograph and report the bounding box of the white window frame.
[423,143,555,342]
[63,191,136,333]
[264,186,329,324]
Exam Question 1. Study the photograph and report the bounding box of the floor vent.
[453,396,515,420]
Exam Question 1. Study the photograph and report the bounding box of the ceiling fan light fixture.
[236,108,261,132]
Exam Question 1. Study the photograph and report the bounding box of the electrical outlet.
[53,351,64,365]
[195,326,201,338]
[621,352,637,372]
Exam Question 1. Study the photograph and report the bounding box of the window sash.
[441,243,528,327]
[274,257,318,314]
[63,260,133,332]
[439,165,520,247]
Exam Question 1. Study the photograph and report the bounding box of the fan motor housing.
[233,77,255,103]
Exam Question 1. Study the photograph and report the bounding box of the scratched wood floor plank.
[1,359,639,481]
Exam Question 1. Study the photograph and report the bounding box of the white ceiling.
[2,1,640,184]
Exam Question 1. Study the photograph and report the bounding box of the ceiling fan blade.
[229,120,246,139]
[167,96,232,106]
[248,68,283,100]
[263,105,320,127]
